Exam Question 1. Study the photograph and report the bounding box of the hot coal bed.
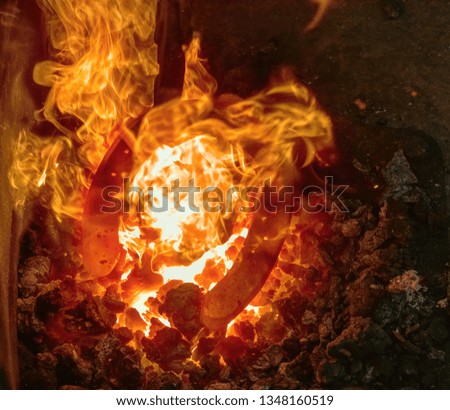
[2,0,450,390]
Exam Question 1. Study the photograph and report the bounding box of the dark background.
[190,0,450,231]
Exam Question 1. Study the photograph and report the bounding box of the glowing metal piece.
[81,135,133,278]
[200,171,293,330]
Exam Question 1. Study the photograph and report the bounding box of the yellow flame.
[9,0,335,335]
[10,0,159,221]
[118,35,334,328]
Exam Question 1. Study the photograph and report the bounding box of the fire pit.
[1,0,449,390]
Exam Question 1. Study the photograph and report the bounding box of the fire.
[121,135,242,262]
[10,0,335,343]
[115,34,333,333]
[10,0,159,221]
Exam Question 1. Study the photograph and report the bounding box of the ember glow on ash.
[10,0,335,349]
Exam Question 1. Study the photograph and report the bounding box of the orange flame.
[118,34,334,332]
[10,0,159,220]
[9,2,335,337]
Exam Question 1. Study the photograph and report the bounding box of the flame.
[118,34,333,331]
[9,1,335,339]
[119,134,250,274]
[9,0,159,221]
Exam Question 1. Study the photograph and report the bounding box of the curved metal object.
[80,0,289,324]
[81,136,133,278]
[82,134,292,330]
[200,176,293,330]
[82,0,192,278]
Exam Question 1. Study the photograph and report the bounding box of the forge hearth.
[15,124,450,389]
[1,0,449,390]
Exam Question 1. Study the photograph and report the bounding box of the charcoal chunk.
[142,327,191,370]
[102,285,126,313]
[64,295,116,335]
[19,346,57,389]
[19,256,51,298]
[94,334,143,389]
[216,336,247,365]
[53,344,93,387]
[159,283,203,339]
[327,317,392,359]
